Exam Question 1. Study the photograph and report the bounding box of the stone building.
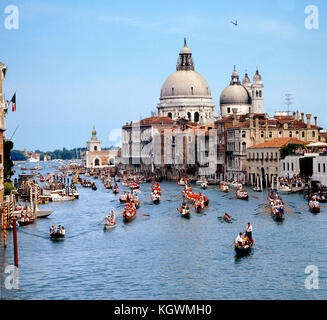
[157,39,215,124]
[0,62,8,204]
[247,137,307,187]
[215,111,322,183]
[81,127,120,169]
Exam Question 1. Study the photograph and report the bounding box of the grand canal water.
[1,163,327,300]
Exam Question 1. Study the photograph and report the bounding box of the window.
[227,107,231,114]
[191,87,194,95]
[269,131,272,138]
[242,142,246,152]
[318,163,321,172]
[261,131,264,138]
[172,88,174,95]
[95,159,100,166]
[194,112,199,122]
[289,131,293,137]
[187,112,191,120]
[94,146,97,151]
[279,131,282,135]
[302,131,305,138]
[168,112,172,119]
[283,163,285,171]
[287,163,289,171]
[323,163,326,173]
[259,91,262,97]
[242,131,246,138]
[256,90,259,97]
[291,163,294,171]
[312,131,316,137]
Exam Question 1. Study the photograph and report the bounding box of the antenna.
[285,93,293,114]
[9,125,19,140]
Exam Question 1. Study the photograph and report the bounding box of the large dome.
[220,85,251,105]
[160,70,211,98]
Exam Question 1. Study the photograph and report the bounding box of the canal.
[1,164,327,299]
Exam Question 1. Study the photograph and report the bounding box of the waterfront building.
[81,127,120,169]
[247,137,307,187]
[0,62,8,204]
[157,39,215,124]
[216,111,322,183]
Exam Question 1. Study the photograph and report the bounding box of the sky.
[0,0,326,151]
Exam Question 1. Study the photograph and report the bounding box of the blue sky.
[0,0,326,151]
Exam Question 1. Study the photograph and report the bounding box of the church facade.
[81,127,120,169]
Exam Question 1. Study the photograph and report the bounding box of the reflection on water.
[0,164,327,299]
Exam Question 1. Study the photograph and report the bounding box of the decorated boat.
[236,189,249,200]
[123,203,137,222]
[309,199,320,214]
[219,183,229,192]
[178,205,190,218]
[151,192,160,205]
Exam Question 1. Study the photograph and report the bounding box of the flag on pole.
[11,92,16,112]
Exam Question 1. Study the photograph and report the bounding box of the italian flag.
[11,92,16,112]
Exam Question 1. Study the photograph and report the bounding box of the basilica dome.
[157,39,215,124]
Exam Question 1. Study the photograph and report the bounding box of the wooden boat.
[178,205,190,218]
[129,182,139,190]
[223,213,232,223]
[18,218,35,226]
[195,201,204,213]
[309,200,320,214]
[236,189,248,200]
[50,232,65,240]
[234,244,253,256]
[151,192,160,205]
[201,182,208,190]
[105,182,112,189]
[219,183,229,192]
[113,186,119,194]
[104,221,116,229]
[92,184,97,191]
[123,207,136,222]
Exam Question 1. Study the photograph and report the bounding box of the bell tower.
[251,69,264,114]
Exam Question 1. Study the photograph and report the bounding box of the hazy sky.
[1,0,326,151]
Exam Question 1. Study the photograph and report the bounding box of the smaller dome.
[242,73,250,85]
[180,46,191,54]
[220,85,251,105]
[253,69,262,82]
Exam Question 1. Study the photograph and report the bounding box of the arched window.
[269,131,272,138]
[94,146,97,151]
[194,112,199,122]
[191,87,194,95]
[261,131,264,138]
[289,131,293,137]
[256,90,259,97]
[242,142,246,152]
[168,112,172,119]
[312,131,316,137]
[109,158,114,165]
[242,131,246,138]
[259,91,262,97]
[94,158,100,166]
[172,88,174,95]
[187,112,191,120]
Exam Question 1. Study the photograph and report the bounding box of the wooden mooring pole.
[13,217,18,267]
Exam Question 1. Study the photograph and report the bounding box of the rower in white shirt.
[235,233,243,246]
[245,223,253,244]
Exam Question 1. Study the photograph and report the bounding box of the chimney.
[296,110,299,121]
[249,113,254,128]
[314,116,317,127]
[301,112,304,123]
[306,114,311,129]
[293,111,296,120]
[232,108,238,126]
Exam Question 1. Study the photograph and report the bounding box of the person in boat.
[235,233,244,247]
[245,223,253,244]
[61,226,66,236]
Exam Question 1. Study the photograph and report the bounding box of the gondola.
[104,222,116,230]
[18,218,35,227]
[223,214,232,223]
[113,186,119,194]
[309,200,320,214]
[234,244,253,256]
[50,232,65,240]
[92,185,97,191]
[123,209,136,223]
[178,205,190,219]
[236,190,249,200]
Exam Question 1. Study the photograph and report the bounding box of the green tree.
[4,139,14,182]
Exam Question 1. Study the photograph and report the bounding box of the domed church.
[157,39,215,124]
[219,66,264,118]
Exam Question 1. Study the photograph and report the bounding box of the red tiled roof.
[248,137,308,149]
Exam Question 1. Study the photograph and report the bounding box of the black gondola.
[234,244,252,256]
[50,232,65,240]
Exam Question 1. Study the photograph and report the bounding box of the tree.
[4,139,14,182]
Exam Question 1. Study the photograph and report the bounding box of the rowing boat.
[234,244,252,256]
[309,200,320,214]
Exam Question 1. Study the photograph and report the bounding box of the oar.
[249,195,259,200]
[252,246,273,253]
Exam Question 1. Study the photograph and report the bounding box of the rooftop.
[248,137,308,149]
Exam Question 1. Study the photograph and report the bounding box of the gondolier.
[235,233,243,246]
[245,223,253,244]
